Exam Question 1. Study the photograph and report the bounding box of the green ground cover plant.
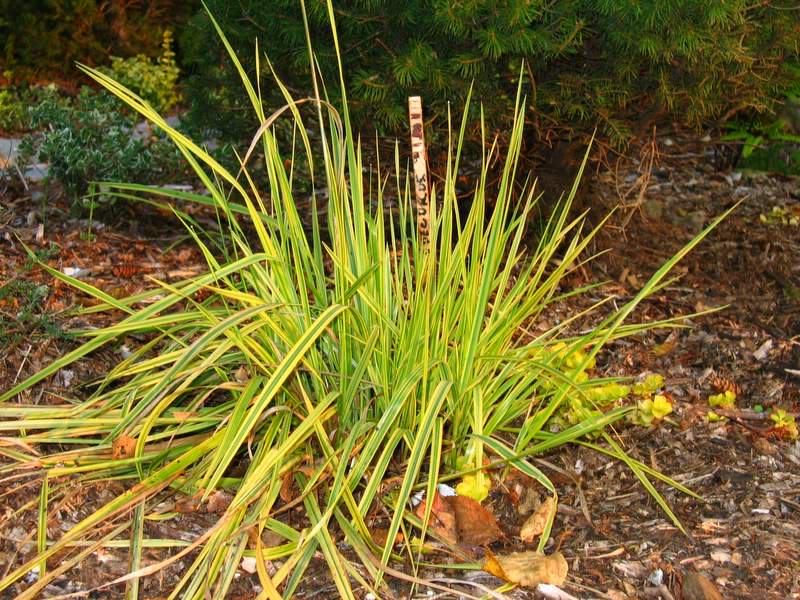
[19,87,184,212]
[0,279,66,345]
[0,83,65,133]
[0,5,733,598]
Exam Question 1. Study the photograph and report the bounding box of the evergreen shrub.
[180,0,800,148]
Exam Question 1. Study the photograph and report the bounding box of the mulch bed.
[0,131,798,599]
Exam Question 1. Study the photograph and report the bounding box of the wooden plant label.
[408,96,430,248]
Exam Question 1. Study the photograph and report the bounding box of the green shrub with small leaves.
[100,30,181,112]
[19,87,182,211]
[0,83,64,133]
[0,246,64,346]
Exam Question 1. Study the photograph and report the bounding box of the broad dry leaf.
[370,528,405,548]
[207,490,234,513]
[520,495,556,543]
[682,569,724,600]
[415,491,457,544]
[484,550,568,588]
[516,485,540,515]
[112,434,137,459]
[451,495,503,545]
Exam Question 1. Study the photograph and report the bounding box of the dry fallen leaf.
[652,338,676,356]
[451,495,503,545]
[112,434,137,459]
[415,491,457,544]
[234,365,250,383]
[174,494,202,514]
[484,550,568,588]
[682,569,724,600]
[612,560,649,579]
[370,528,405,548]
[520,495,556,543]
[279,471,298,503]
[207,490,234,513]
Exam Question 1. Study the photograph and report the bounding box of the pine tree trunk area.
[0,130,798,598]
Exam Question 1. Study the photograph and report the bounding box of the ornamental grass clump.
[0,4,731,598]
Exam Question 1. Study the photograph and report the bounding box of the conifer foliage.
[181,0,799,146]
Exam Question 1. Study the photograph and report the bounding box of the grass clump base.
[0,5,732,598]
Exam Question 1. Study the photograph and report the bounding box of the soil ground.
[0,132,798,599]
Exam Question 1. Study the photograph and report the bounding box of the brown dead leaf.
[261,529,285,548]
[682,569,724,600]
[234,365,250,383]
[415,491,457,544]
[520,495,556,543]
[370,528,405,548]
[279,471,297,503]
[451,495,503,545]
[112,434,137,459]
[174,494,202,514]
[484,550,568,588]
[207,490,234,513]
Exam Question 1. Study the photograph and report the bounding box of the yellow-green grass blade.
[126,501,145,600]
[0,437,214,594]
[301,480,356,599]
[14,522,130,600]
[416,417,444,573]
[603,433,686,533]
[0,253,273,403]
[201,303,346,494]
[107,302,280,440]
[378,381,451,580]
[36,475,47,578]
[577,439,701,499]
